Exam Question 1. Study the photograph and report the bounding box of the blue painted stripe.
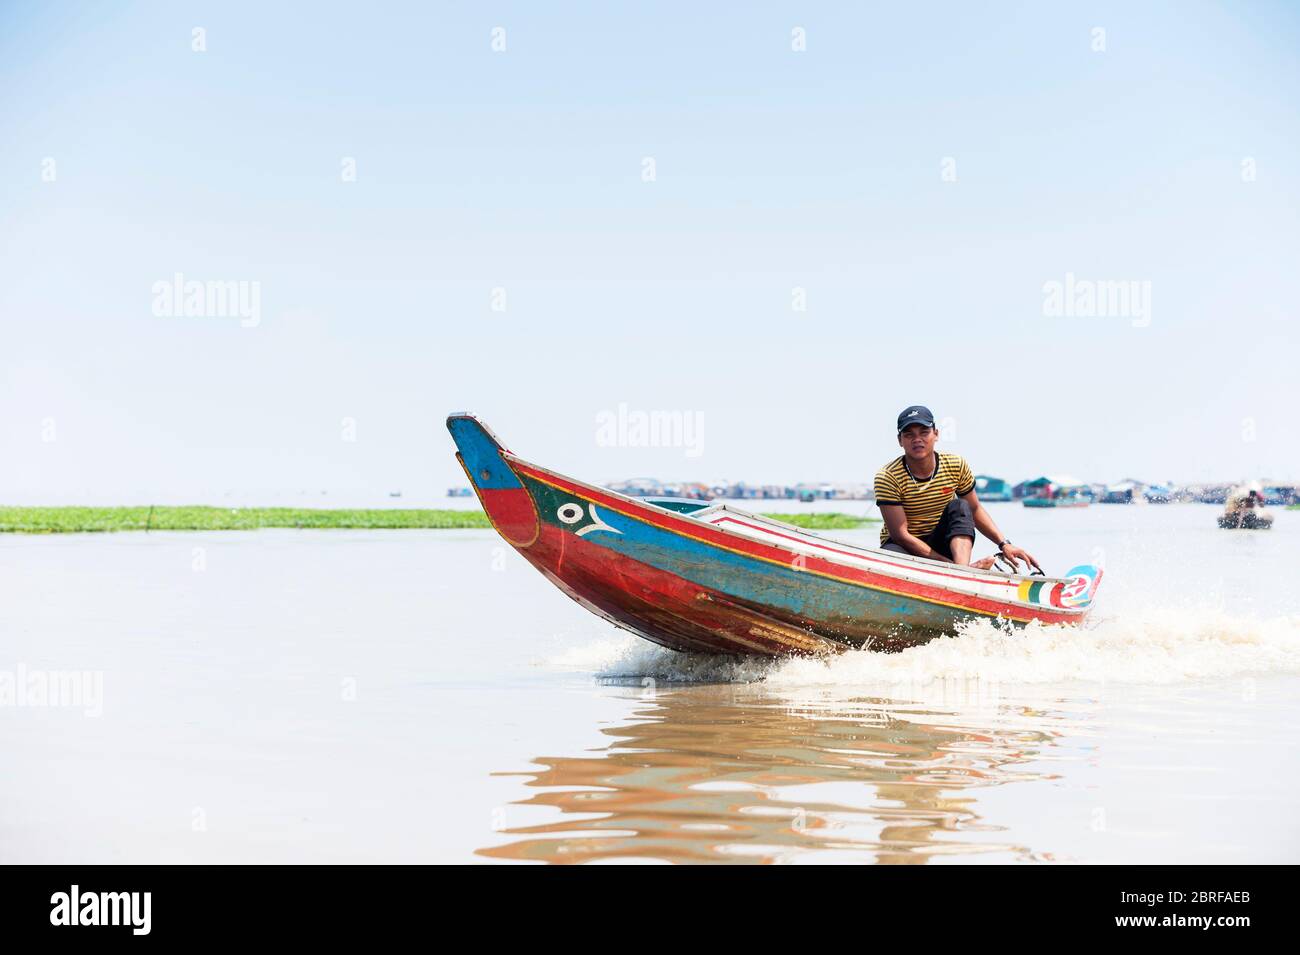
[447,416,523,490]
[525,475,964,630]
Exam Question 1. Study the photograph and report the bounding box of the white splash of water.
[545,608,1300,688]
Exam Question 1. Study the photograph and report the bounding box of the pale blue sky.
[3,1,1298,501]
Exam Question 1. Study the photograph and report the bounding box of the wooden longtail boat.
[448,414,1102,655]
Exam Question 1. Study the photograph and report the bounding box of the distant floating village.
[604,477,873,502]
[978,477,1298,506]
[449,475,1300,506]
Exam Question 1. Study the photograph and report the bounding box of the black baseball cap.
[896,405,936,433]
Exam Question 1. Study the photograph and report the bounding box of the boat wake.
[543,607,1300,688]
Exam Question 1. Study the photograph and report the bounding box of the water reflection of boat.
[477,685,1062,864]
[447,414,1102,655]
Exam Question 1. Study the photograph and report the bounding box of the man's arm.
[878,504,956,563]
[962,488,1003,544]
[959,489,1043,573]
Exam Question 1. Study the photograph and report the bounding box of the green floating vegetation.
[758,512,880,529]
[0,506,493,534]
[0,506,878,534]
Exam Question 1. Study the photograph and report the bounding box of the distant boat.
[1021,476,1092,508]
[1218,511,1273,529]
[1219,482,1274,529]
[975,475,1012,502]
[1023,495,1090,508]
[1100,480,1145,504]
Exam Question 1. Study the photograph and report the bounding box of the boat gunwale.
[500,450,1091,620]
[688,503,1070,587]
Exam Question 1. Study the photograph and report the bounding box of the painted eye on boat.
[557,503,584,524]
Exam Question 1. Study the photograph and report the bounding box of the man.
[874,405,1041,573]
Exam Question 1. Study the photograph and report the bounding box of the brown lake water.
[2,503,1298,863]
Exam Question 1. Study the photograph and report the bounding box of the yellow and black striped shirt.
[874,452,975,544]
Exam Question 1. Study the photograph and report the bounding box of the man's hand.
[962,490,1043,575]
[999,544,1043,574]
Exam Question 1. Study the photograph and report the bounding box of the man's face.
[898,424,937,459]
